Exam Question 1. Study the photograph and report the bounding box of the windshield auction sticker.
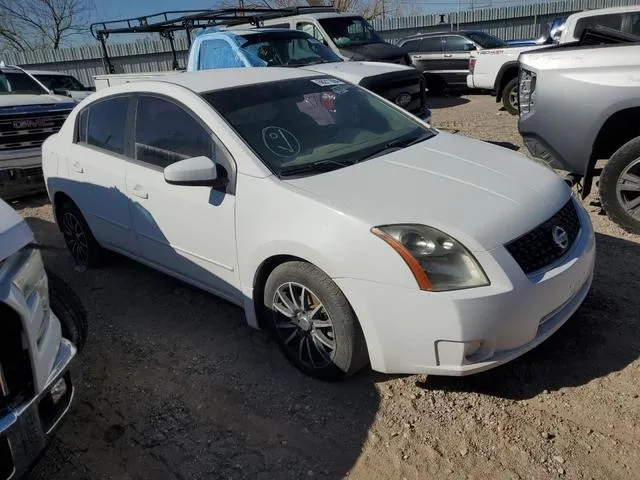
[311,78,345,86]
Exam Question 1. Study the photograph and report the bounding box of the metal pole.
[457,0,460,30]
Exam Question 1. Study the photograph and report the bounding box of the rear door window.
[401,39,420,52]
[417,37,443,53]
[444,35,475,52]
[82,97,129,155]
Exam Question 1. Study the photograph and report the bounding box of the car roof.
[402,30,484,40]
[121,68,320,93]
[567,5,640,20]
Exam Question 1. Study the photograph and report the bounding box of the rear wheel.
[263,261,368,381]
[57,200,104,268]
[600,136,640,234]
[502,77,519,115]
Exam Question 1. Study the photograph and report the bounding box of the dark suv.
[397,30,507,92]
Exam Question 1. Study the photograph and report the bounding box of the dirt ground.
[15,94,640,480]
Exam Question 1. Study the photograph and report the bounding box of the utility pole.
[239,0,244,8]
[382,0,386,19]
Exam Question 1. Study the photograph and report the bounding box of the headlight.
[372,225,489,292]
[518,68,536,115]
[12,248,50,324]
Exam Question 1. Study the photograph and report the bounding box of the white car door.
[67,95,139,254]
[124,94,240,302]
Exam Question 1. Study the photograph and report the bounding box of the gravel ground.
[15,94,640,480]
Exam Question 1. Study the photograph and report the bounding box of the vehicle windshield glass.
[34,74,85,91]
[465,31,507,48]
[0,70,48,95]
[318,16,385,47]
[238,31,342,66]
[203,77,437,177]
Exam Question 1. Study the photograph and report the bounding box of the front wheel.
[502,77,519,115]
[263,262,369,381]
[600,136,640,234]
[47,269,88,352]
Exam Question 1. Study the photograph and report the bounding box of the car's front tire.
[47,268,88,352]
[502,77,519,115]
[600,136,640,234]
[56,200,104,268]
[263,261,369,381]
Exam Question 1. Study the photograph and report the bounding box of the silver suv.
[518,28,640,233]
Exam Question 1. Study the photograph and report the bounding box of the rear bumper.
[0,335,76,480]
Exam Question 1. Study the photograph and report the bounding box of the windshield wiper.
[357,131,435,163]
[277,159,352,178]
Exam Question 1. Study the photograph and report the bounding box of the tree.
[0,0,92,51]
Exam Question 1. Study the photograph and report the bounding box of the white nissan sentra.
[42,68,595,381]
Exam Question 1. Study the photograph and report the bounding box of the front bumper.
[0,334,76,480]
[336,199,596,376]
[0,147,45,199]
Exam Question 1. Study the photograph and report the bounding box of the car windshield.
[238,31,343,67]
[318,16,385,47]
[465,32,507,49]
[203,77,437,177]
[0,70,48,95]
[34,74,85,91]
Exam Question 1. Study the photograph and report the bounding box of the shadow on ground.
[428,94,471,109]
[26,216,380,480]
[420,232,640,400]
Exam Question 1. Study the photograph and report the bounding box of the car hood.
[303,61,416,84]
[0,200,33,261]
[283,133,570,252]
[338,42,407,62]
[0,94,76,107]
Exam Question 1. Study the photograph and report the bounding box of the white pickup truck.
[468,5,640,115]
[0,199,86,477]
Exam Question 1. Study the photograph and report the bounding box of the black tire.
[46,268,88,353]
[263,261,369,381]
[502,77,519,115]
[599,136,640,234]
[56,200,104,268]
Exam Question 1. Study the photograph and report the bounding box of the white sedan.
[42,68,595,381]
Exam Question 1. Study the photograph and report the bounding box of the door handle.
[444,54,453,58]
[130,184,148,199]
[413,55,423,59]
[71,161,83,173]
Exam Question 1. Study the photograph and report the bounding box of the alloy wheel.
[271,282,336,369]
[61,212,89,265]
[615,158,640,219]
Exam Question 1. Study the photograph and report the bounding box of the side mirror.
[164,156,228,189]
[52,88,71,97]
[86,86,96,92]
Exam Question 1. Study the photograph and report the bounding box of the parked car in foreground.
[26,70,95,101]
[519,27,640,234]
[43,68,595,381]
[396,30,508,92]
[90,10,429,121]
[0,198,87,478]
[0,65,77,199]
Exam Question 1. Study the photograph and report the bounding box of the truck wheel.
[57,200,104,268]
[502,77,519,115]
[46,268,88,353]
[263,261,369,381]
[600,137,640,234]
